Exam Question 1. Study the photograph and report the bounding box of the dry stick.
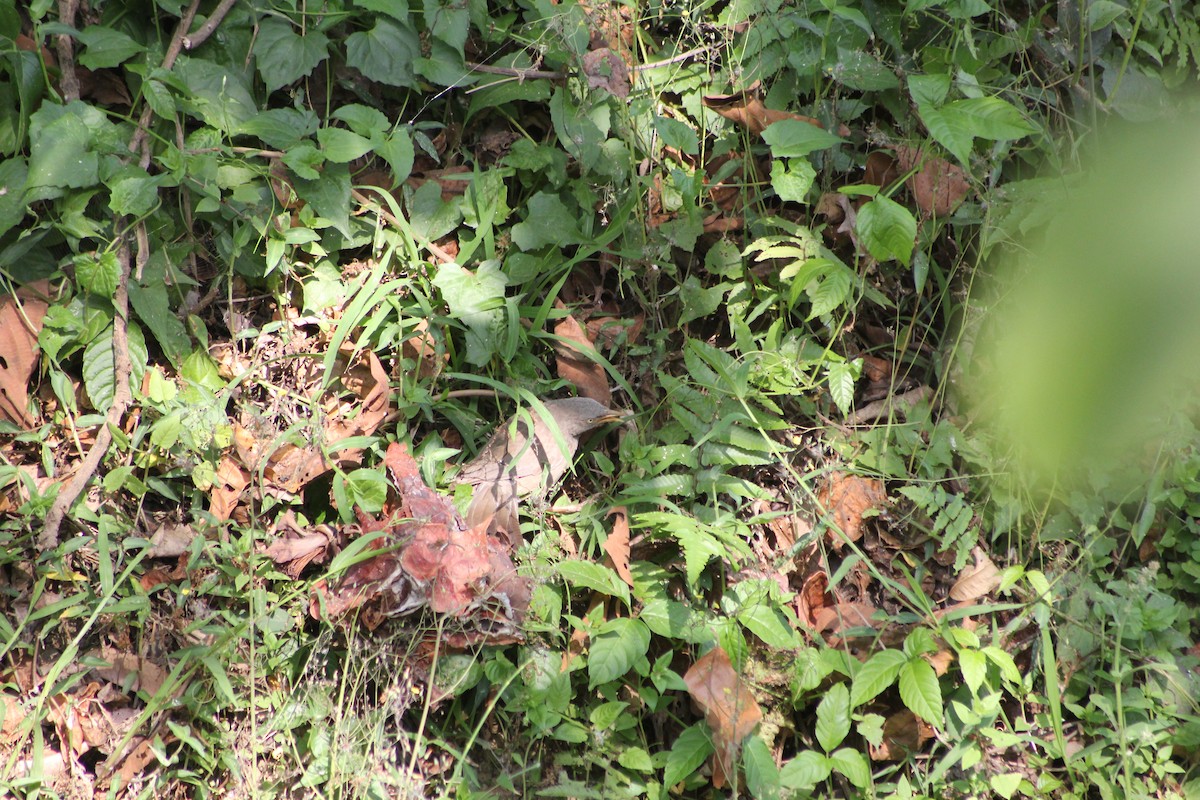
[53,0,81,102]
[463,45,713,82]
[39,0,209,549]
[183,0,239,51]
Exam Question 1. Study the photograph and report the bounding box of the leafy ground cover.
[2,0,1200,797]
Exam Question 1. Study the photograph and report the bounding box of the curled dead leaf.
[949,546,1000,602]
[684,646,763,789]
[819,473,886,547]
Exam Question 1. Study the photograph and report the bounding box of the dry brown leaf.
[812,602,880,638]
[703,89,842,137]
[684,646,762,789]
[146,522,199,558]
[869,709,933,761]
[401,318,446,380]
[91,646,169,696]
[819,473,886,548]
[604,507,634,586]
[209,457,249,522]
[927,649,955,677]
[582,47,630,98]
[949,546,1000,602]
[864,150,900,188]
[797,570,834,628]
[0,280,51,428]
[892,145,971,217]
[553,314,611,406]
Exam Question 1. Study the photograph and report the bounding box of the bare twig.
[39,0,218,549]
[53,0,81,102]
[183,0,239,51]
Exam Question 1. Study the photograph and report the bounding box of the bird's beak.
[590,408,632,427]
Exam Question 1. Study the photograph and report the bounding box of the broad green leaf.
[990,772,1023,799]
[654,116,698,155]
[832,47,899,91]
[917,104,973,166]
[742,735,781,800]
[430,260,506,366]
[618,746,653,772]
[850,649,908,707]
[908,73,951,106]
[779,750,832,791]
[510,191,585,250]
[0,158,27,237]
[83,323,148,411]
[556,560,630,606]
[255,17,329,91]
[317,127,374,162]
[76,25,145,69]
[174,56,257,132]
[736,603,799,650]
[74,251,120,299]
[292,163,352,236]
[549,87,607,170]
[664,724,713,787]
[343,469,387,513]
[414,39,470,86]
[856,195,917,265]
[806,266,852,319]
[376,130,415,184]
[237,108,320,149]
[589,618,650,687]
[331,104,390,139]
[829,747,871,788]
[761,119,844,158]
[982,645,1022,685]
[959,648,987,694]
[770,158,816,203]
[108,165,167,218]
[27,106,98,191]
[678,276,728,325]
[898,658,943,727]
[129,259,192,367]
[815,683,852,752]
[639,599,697,639]
[346,19,419,88]
[944,97,1036,141]
[424,0,470,52]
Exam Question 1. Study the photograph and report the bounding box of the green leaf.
[129,258,192,367]
[549,87,607,170]
[510,191,585,250]
[237,108,320,149]
[76,25,145,69]
[982,645,1022,685]
[770,158,816,203]
[829,747,871,788]
[990,772,1023,799]
[343,469,387,513]
[317,127,374,162]
[806,266,852,319]
[108,165,167,218]
[856,195,917,265]
[959,648,987,695]
[815,683,852,752]
[761,119,844,158]
[74,251,120,299]
[850,649,908,707]
[331,104,390,139]
[742,735,781,800]
[175,57,257,132]
[639,599,697,640]
[617,746,653,772]
[346,19,420,88]
[944,97,1036,141]
[826,359,859,416]
[917,104,973,166]
[556,560,630,607]
[664,724,713,787]
[376,130,415,184]
[424,0,470,51]
[779,750,832,791]
[736,603,799,650]
[654,116,698,155]
[589,618,650,687]
[678,275,728,326]
[908,73,951,106]
[897,658,943,727]
[255,17,329,92]
[27,105,98,191]
[83,323,147,411]
[430,260,506,366]
[292,162,351,236]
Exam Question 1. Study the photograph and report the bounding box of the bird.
[456,397,628,546]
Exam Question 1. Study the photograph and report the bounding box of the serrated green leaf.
[944,97,1036,141]
[743,735,781,799]
[557,560,630,607]
[850,649,908,707]
[990,771,1023,798]
[511,191,585,250]
[639,599,697,639]
[588,617,649,687]
[898,658,943,727]
[74,251,120,299]
[779,750,832,791]
[806,266,852,319]
[857,195,917,265]
[770,158,816,203]
[678,275,728,325]
[829,747,871,788]
[665,724,713,787]
[959,648,987,695]
[826,359,858,416]
[317,127,374,162]
[76,25,145,69]
[737,604,799,650]
[815,683,852,751]
[917,104,973,166]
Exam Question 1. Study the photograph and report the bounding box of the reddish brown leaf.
[0,280,50,428]
[684,646,762,789]
[949,547,1000,602]
[869,709,934,760]
[703,88,845,137]
[582,47,630,98]
[819,473,886,547]
[553,314,611,406]
[208,457,249,522]
[892,145,971,217]
[603,507,634,587]
[401,318,446,380]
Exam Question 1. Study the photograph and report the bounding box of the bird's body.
[457,398,626,544]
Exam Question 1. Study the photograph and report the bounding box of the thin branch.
[53,0,81,102]
[184,0,239,51]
